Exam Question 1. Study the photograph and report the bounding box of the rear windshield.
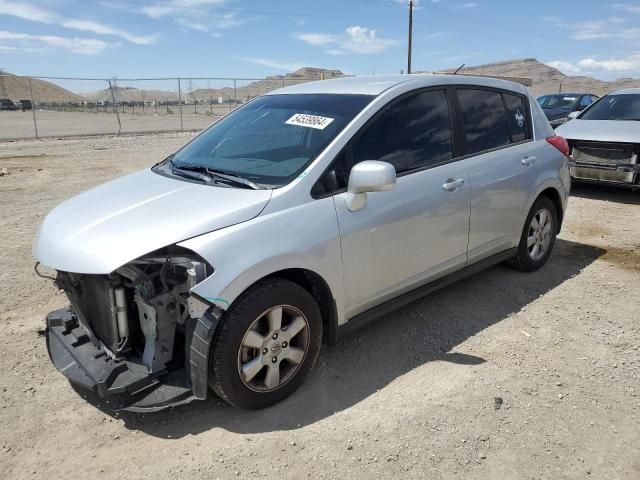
[170,93,373,187]
[538,94,578,109]
[580,94,640,121]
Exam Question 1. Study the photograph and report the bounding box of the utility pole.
[407,1,413,74]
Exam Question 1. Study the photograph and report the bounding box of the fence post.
[28,78,38,139]
[233,79,237,109]
[108,80,122,136]
[177,78,184,132]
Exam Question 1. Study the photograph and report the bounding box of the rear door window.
[457,88,531,154]
[502,93,528,143]
[457,89,511,155]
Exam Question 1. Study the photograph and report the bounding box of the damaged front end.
[44,247,220,412]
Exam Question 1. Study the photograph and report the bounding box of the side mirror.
[345,160,396,212]
[568,111,580,119]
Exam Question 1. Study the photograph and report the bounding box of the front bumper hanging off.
[46,307,218,412]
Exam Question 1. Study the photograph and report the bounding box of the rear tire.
[508,196,558,272]
[209,278,322,409]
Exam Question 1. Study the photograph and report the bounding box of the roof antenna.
[453,64,466,75]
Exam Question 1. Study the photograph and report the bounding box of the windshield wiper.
[169,159,214,183]
[205,168,264,190]
[171,161,264,190]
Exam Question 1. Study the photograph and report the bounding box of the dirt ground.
[0,133,639,480]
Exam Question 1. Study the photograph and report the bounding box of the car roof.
[610,88,640,95]
[267,74,530,97]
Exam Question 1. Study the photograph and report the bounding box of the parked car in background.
[18,99,33,111]
[0,98,18,111]
[34,75,570,411]
[537,93,599,128]
[557,88,640,189]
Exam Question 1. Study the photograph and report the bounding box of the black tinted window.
[352,89,453,174]
[458,89,511,154]
[503,93,528,143]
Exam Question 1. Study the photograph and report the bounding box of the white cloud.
[0,30,111,55]
[543,13,640,41]
[295,26,397,55]
[294,33,337,46]
[236,56,304,72]
[61,19,156,45]
[0,0,57,23]
[569,17,640,40]
[610,3,640,14]
[140,0,253,34]
[0,0,155,45]
[547,60,582,74]
[577,55,640,71]
[548,54,640,74]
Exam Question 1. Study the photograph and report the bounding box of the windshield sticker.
[515,109,525,128]
[286,113,334,130]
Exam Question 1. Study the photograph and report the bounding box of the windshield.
[579,94,640,121]
[538,94,579,109]
[169,93,373,187]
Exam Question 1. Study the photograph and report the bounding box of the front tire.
[508,196,558,272]
[209,279,322,409]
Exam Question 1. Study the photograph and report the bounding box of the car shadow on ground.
[79,238,604,437]
[570,182,640,205]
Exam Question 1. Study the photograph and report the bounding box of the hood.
[33,168,272,274]
[542,106,572,121]
[556,119,640,143]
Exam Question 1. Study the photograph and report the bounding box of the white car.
[34,75,570,411]
[557,88,640,189]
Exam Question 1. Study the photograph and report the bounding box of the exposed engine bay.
[44,247,220,411]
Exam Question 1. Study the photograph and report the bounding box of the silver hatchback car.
[34,75,570,411]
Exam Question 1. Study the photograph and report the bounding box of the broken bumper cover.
[46,308,197,412]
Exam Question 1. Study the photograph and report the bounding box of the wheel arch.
[538,186,564,234]
[262,269,338,345]
[213,268,339,346]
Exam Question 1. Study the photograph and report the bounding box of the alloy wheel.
[237,305,310,392]
[527,208,553,262]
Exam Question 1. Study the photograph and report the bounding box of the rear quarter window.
[502,93,528,143]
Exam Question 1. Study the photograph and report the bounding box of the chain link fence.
[0,74,325,140]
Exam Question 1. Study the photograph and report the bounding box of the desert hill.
[441,58,640,97]
[80,67,345,104]
[0,71,83,103]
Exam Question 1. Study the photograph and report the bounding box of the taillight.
[546,135,570,157]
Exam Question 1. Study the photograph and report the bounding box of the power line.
[120,0,391,22]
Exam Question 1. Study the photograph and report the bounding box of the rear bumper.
[46,308,195,412]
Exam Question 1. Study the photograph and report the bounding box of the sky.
[0,0,639,82]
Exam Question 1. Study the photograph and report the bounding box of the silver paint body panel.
[34,74,567,326]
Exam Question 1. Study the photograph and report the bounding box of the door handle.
[442,178,465,192]
[522,156,537,166]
